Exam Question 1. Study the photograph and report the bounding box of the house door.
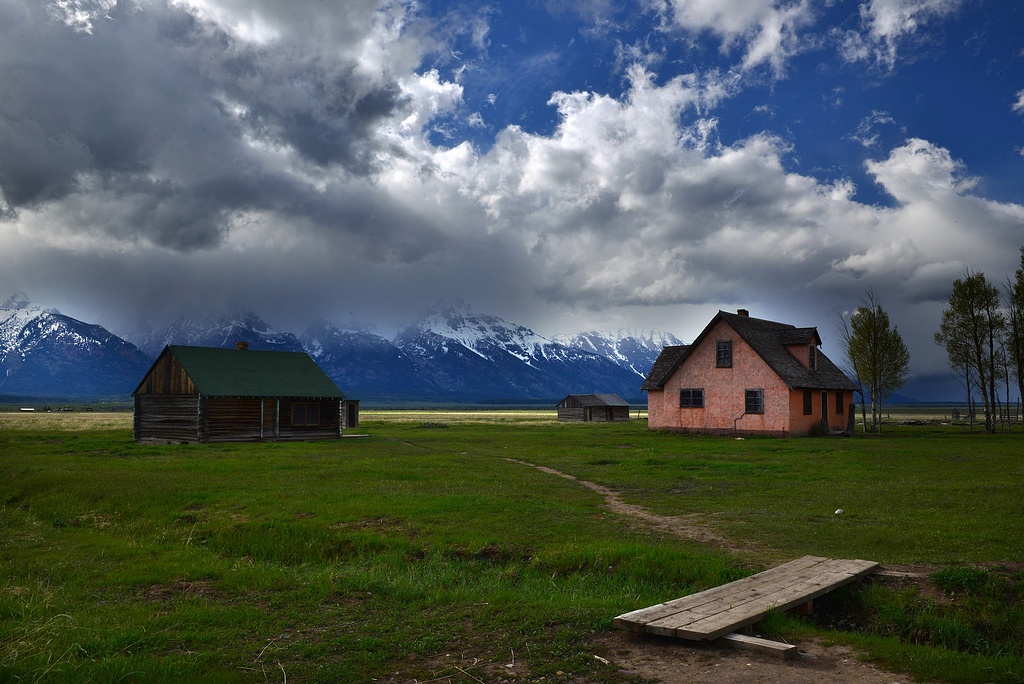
[820,392,828,430]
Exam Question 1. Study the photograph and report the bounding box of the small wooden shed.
[556,394,631,423]
[133,345,345,443]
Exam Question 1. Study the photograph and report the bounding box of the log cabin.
[133,343,345,443]
[556,393,631,422]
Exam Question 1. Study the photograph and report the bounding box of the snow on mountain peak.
[400,300,554,363]
[552,329,685,376]
[2,291,35,311]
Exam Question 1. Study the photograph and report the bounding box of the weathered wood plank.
[613,556,828,630]
[674,570,875,640]
[614,555,879,641]
[719,633,798,660]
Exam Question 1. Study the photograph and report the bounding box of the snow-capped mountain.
[2,292,673,402]
[134,310,304,357]
[0,293,151,398]
[300,320,443,401]
[553,330,685,377]
[393,301,645,401]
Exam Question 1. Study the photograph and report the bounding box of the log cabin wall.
[557,407,587,422]
[134,394,201,443]
[277,398,341,441]
[204,397,264,442]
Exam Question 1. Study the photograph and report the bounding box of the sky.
[1,0,1023,385]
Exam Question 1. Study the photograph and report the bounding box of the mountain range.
[0,293,153,399]
[1,294,682,403]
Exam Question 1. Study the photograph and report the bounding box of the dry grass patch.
[0,411,132,430]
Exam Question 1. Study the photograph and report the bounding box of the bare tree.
[936,270,1005,434]
[1004,247,1024,428]
[835,311,868,433]
[845,290,910,432]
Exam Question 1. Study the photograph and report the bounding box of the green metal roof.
[167,345,344,398]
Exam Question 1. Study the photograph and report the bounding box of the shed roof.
[641,311,858,392]
[558,393,630,407]
[138,345,344,398]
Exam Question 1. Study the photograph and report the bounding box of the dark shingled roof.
[558,393,631,407]
[641,311,858,392]
[140,345,344,398]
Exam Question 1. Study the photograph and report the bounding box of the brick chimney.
[737,309,749,317]
[236,341,249,350]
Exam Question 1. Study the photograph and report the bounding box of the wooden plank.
[613,556,879,641]
[675,569,875,640]
[616,556,848,632]
[719,633,798,660]
[613,556,827,630]
[675,564,879,639]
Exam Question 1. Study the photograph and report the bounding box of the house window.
[836,393,844,415]
[745,389,764,414]
[291,402,321,426]
[808,345,817,370]
[803,390,813,415]
[680,388,704,408]
[716,340,732,368]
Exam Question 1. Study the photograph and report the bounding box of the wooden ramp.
[614,555,879,642]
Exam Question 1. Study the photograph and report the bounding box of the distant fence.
[951,402,1021,430]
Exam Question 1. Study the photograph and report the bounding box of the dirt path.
[505,458,759,554]
[594,632,914,684]
[506,458,922,684]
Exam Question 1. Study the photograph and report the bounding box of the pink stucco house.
[642,310,859,436]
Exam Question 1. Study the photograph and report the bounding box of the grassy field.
[2,411,1023,682]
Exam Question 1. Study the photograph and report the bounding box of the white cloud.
[848,110,896,148]
[829,139,1024,302]
[655,0,816,75]
[4,0,1024,376]
[46,0,121,34]
[839,0,963,70]
[866,138,975,203]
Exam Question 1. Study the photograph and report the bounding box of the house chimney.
[236,341,249,350]
[737,309,749,317]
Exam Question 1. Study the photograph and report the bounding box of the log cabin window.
[290,402,321,426]
[716,340,732,368]
[745,389,764,414]
[803,390,813,415]
[679,388,704,408]
[808,345,817,370]
[836,393,844,415]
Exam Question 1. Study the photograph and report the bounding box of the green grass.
[1,416,1023,682]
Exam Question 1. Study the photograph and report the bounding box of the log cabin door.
[261,399,279,439]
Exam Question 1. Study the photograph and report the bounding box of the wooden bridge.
[614,555,879,657]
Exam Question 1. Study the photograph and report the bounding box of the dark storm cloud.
[0,0,415,250]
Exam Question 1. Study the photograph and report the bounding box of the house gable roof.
[136,345,344,398]
[640,345,692,390]
[641,312,858,392]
